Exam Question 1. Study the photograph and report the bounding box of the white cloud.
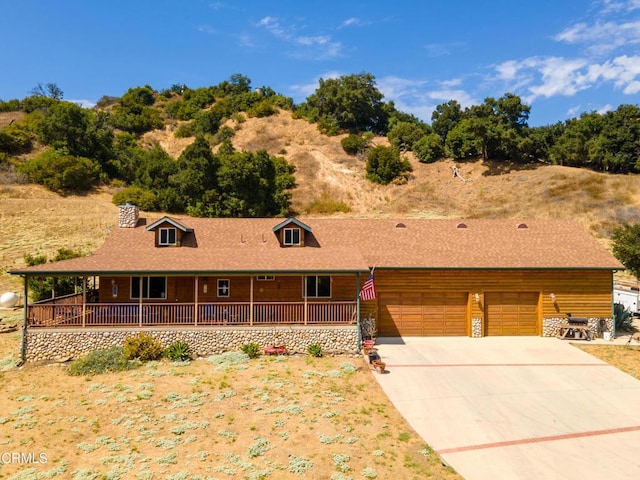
[422,42,464,58]
[600,0,640,14]
[339,17,361,28]
[197,25,218,35]
[596,103,614,114]
[289,71,343,100]
[489,53,640,108]
[378,75,477,122]
[69,99,96,109]
[425,88,477,109]
[377,76,427,99]
[256,16,342,59]
[555,20,640,55]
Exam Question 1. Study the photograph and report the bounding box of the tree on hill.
[612,224,640,280]
[30,82,64,100]
[431,100,463,140]
[170,136,219,211]
[35,101,113,163]
[111,85,163,133]
[298,73,389,135]
[214,145,295,217]
[444,93,531,161]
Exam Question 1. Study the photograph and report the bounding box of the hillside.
[1,108,640,295]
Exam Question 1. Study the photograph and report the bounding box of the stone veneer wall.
[542,317,613,338]
[25,326,359,362]
[471,317,482,338]
[117,202,139,228]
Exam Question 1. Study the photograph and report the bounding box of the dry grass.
[575,343,640,380]
[0,185,118,294]
[0,317,459,479]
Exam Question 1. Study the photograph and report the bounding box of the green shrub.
[304,192,351,214]
[17,149,100,193]
[248,100,276,118]
[307,343,323,358]
[123,333,163,361]
[163,340,192,361]
[341,134,369,155]
[68,347,139,376]
[240,342,261,359]
[111,186,157,211]
[413,133,445,163]
[365,145,412,185]
[174,122,195,138]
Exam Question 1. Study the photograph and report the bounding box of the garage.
[485,292,539,336]
[378,292,468,336]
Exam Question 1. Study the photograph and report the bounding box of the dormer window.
[159,228,177,246]
[284,228,301,246]
[272,217,312,247]
[146,216,192,248]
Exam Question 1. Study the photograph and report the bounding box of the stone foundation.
[24,325,359,362]
[471,317,482,338]
[542,317,613,338]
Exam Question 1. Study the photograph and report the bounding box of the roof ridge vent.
[517,223,528,229]
[456,223,468,229]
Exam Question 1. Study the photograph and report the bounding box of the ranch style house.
[10,203,623,361]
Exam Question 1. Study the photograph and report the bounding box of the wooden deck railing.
[26,301,357,328]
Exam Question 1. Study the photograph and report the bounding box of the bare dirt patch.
[0,111,25,129]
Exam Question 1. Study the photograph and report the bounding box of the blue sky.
[1,0,639,126]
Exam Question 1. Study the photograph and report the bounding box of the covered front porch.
[24,272,365,329]
[27,296,357,328]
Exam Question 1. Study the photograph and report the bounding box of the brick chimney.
[118,202,139,228]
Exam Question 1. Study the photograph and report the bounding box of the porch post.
[356,272,361,350]
[304,295,308,325]
[194,276,199,326]
[249,276,254,326]
[138,277,143,327]
[19,274,29,365]
[82,276,87,328]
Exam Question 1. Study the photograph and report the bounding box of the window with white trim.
[159,227,177,245]
[257,275,275,281]
[283,228,301,246]
[217,279,230,297]
[131,276,167,299]
[304,275,331,298]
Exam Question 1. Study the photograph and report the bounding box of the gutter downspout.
[612,273,616,339]
[356,272,362,351]
[18,275,28,366]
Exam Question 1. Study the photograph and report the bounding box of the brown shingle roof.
[10,218,623,275]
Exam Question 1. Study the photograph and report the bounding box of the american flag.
[360,268,376,301]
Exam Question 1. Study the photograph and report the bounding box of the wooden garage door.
[378,292,467,336]
[485,292,538,336]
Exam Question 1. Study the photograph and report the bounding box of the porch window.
[283,228,300,246]
[217,279,230,297]
[257,275,275,281]
[159,228,177,246]
[304,275,331,298]
[131,276,166,299]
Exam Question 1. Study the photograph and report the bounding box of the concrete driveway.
[372,336,640,480]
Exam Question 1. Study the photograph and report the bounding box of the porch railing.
[26,301,356,328]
